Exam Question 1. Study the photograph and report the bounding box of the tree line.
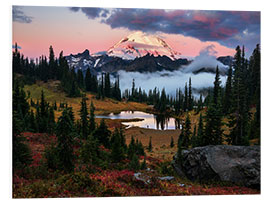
[177,44,260,158]
[13,82,146,173]
[13,44,121,100]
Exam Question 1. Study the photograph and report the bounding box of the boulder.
[172,145,260,188]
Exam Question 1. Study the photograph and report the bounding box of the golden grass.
[124,127,180,161]
[24,80,149,120]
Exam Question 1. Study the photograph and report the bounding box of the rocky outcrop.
[172,145,260,188]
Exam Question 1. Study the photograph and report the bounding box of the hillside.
[24,80,149,119]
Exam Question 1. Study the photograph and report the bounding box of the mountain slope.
[107,31,181,60]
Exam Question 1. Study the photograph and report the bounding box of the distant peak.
[107,31,181,60]
[82,49,90,55]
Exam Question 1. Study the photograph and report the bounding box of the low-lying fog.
[118,45,229,96]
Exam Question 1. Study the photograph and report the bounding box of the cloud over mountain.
[69,7,260,49]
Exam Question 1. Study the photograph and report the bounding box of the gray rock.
[158,176,174,181]
[172,145,260,188]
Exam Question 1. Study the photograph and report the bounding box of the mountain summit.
[107,31,181,60]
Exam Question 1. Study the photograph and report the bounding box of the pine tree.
[77,69,84,89]
[223,66,233,114]
[227,46,250,146]
[140,156,147,170]
[13,110,32,170]
[131,79,135,101]
[191,125,197,148]
[129,154,140,171]
[250,44,260,103]
[69,79,80,98]
[128,136,136,160]
[196,94,203,114]
[177,130,184,162]
[81,135,100,165]
[112,75,121,101]
[170,136,174,148]
[119,128,127,152]
[184,82,188,112]
[188,77,193,111]
[37,90,49,133]
[54,101,57,111]
[196,113,205,146]
[85,68,92,92]
[79,96,89,139]
[48,106,55,134]
[249,99,260,140]
[104,73,111,98]
[159,88,167,112]
[89,101,96,133]
[204,67,223,145]
[93,119,111,149]
[56,108,75,172]
[49,45,56,79]
[28,109,37,132]
[111,128,125,162]
[213,66,221,106]
[182,114,191,148]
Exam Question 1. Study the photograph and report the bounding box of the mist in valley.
[118,45,229,97]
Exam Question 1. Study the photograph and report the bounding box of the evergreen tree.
[56,108,75,172]
[184,83,188,111]
[48,45,56,79]
[104,72,111,98]
[177,130,184,161]
[191,125,197,148]
[13,110,32,170]
[227,46,250,146]
[140,156,147,170]
[196,94,203,114]
[170,136,174,148]
[93,119,111,148]
[89,101,96,133]
[223,66,233,114]
[37,90,49,133]
[79,96,89,139]
[188,77,193,111]
[48,106,56,134]
[129,154,140,171]
[28,109,37,132]
[131,79,135,101]
[119,128,127,152]
[85,68,92,92]
[111,128,125,162]
[127,136,136,160]
[68,79,81,98]
[112,75,121,101]
[249,44,260,103]
[81,135,100,165]
[249,99,260,140]
[159,88,167,112]
[54,101,57,111]
[196,113,205,146]
[77,69,84,89]
[182,114,191,148]
[204,67,223,145]
[213,66,221,106]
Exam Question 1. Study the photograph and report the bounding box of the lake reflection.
[96,111,182,130]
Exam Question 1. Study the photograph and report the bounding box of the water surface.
[96,111,181,130]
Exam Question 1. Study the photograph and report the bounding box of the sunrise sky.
[12,6,260,60]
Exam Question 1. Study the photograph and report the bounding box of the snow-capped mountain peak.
[107,31,181,60]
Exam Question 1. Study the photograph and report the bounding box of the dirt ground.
[124,127,181,161]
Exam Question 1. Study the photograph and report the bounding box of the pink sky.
[12,6,235,60]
